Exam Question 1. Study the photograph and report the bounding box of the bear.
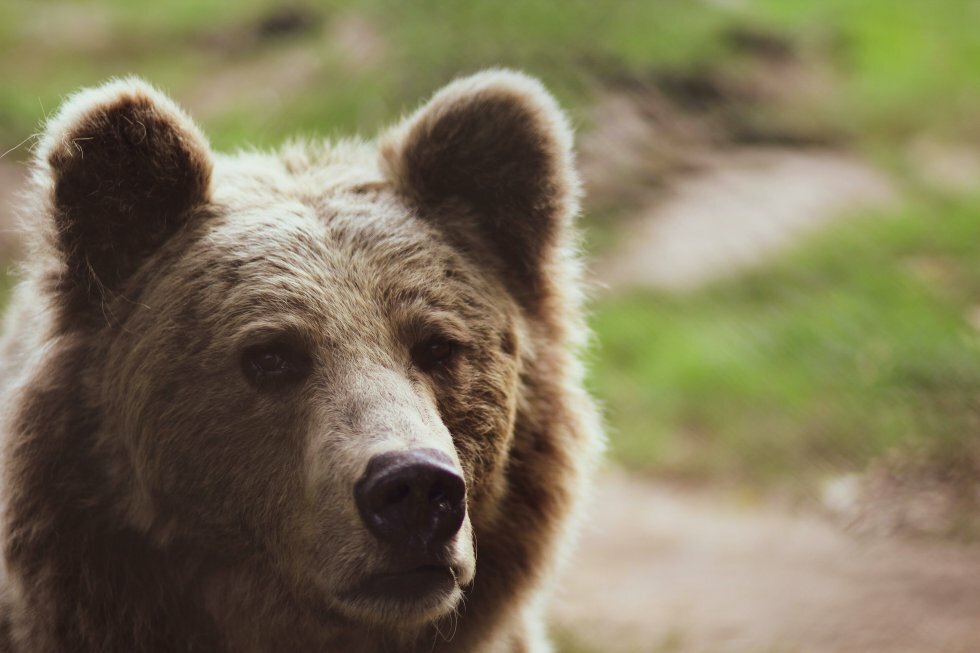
[0,70,603,652]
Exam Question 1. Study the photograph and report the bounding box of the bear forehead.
[211,140,388,204]
[148,155,496,347]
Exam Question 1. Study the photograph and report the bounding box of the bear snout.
[354,448,466,555]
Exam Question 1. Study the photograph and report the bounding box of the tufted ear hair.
[380,70,581,309]
[37,77,212,299]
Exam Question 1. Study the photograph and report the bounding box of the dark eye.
[412,337,457,372]
[252,351,288,374]
[241,342,310,390]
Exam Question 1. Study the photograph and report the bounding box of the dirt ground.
[552,471,980,653]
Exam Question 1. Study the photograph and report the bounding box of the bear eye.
[412,336,457,372]
[241,341,310,390]
[253,352,288,374]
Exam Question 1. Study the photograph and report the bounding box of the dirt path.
[552,471,980,653]
[594,148,898,292]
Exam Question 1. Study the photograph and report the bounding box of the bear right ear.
[37,78,212,300]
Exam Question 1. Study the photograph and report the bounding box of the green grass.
[590,193,980,486]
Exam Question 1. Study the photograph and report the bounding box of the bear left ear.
[380,70,581,308]
[38,78,212,297]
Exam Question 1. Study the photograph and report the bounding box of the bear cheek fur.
[97,303,391,605]
[436,305,522,524]
[98,299,312,559]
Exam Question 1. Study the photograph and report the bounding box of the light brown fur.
[0,71,603,652]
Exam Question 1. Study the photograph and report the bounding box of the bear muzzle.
[347,448,471,612]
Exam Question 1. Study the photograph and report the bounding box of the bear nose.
[355,449,466,549]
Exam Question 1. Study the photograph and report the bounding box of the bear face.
[0,72,601,652]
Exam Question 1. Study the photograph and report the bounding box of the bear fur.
[0,71,603,652]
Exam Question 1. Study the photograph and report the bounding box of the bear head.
[2,71,594,650]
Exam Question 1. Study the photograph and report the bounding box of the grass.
[590,193,980,487]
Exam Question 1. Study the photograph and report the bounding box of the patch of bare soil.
[593,148,898,292]
[906,138,980,194]
[552,471,980,653]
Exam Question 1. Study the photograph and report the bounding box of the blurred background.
[1,1,979,651]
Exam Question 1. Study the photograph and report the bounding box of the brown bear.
[0,71,603,652]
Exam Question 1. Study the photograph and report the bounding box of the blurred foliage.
[1,0,979,151]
